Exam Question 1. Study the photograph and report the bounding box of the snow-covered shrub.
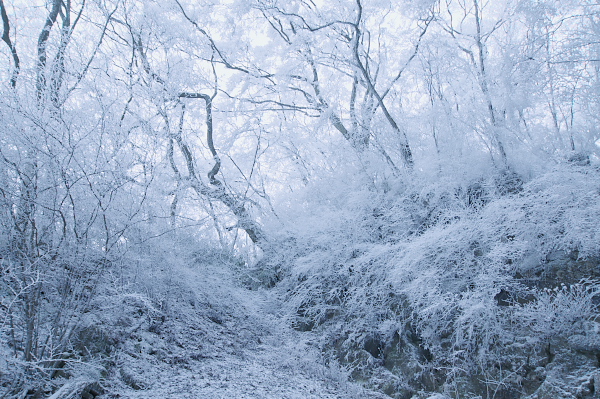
[279,164,600,398]
[388,165,600,396]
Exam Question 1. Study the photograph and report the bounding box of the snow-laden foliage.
[275,164,600,398]
[1,0,600,397]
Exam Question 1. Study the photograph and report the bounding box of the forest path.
[100,255,382,399]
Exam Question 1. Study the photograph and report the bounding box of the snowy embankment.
[267,164,600,398]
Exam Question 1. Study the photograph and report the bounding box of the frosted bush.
[281,164,600,397]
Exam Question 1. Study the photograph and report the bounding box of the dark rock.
[567,152,590,166]
[516,250,600,290]
[495,288,536,306]
[119,368,144,390]
[207,312,224,325]
[363,334,384,358]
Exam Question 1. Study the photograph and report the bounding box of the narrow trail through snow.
[100,256,384,399]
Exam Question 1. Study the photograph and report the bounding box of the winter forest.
[1,0,600,398]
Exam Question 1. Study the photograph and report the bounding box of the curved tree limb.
[129,30,266,244]
[178,92,220,185]
[176,93,266,245]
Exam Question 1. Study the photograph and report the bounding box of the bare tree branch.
[380,15,434,102]
[352,0,413,169]
[0,0,20,88]
[174,0,273,79]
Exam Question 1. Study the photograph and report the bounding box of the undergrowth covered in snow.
[270,163,600,398]
[2,163,599,399]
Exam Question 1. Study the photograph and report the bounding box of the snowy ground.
[98,253,384,399]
